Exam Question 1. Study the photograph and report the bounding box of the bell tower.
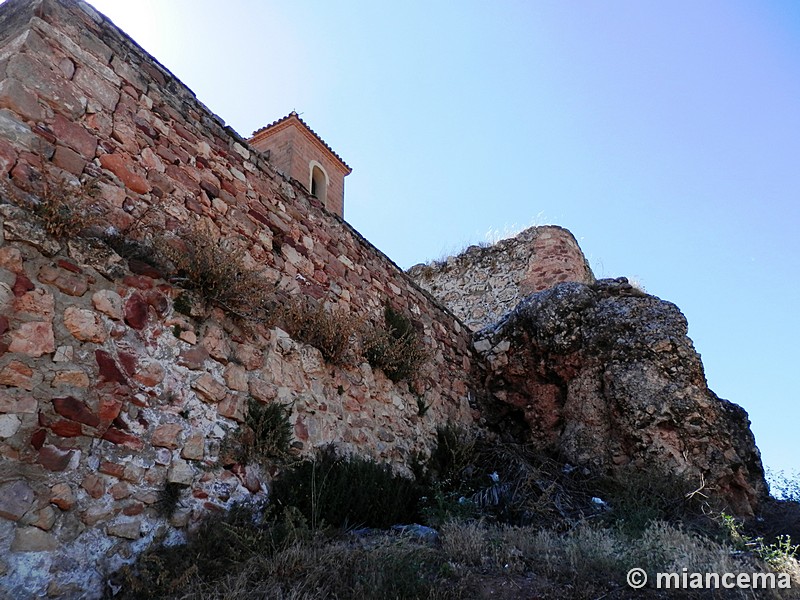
[249,112,351,218]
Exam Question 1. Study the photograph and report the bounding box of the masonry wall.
[0,0,475,597]
[408,226,594,332]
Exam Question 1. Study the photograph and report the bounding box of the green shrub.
[225,398,293,466]
[598,467,706,534]
[426,423,476,488]
[362,304,428,382]
[271,448,420,529]
[112,502,306,599]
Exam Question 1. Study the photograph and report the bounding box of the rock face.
[475,278,766,515]
[408,226,594,331]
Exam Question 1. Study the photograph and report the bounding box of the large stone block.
[0,78,43,121]
[7,54,86,118]
[8,321,54,357]
[0,480,35,521]
[63,306,106,343]
[11,527,57,552]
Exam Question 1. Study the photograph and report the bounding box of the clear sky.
[82,1,799,477]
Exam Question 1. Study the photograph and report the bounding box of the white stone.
[53,346,73,362]
[167,459,194,486]
[337,255,354,270]
[0,414,21,438]
[233,142,250,159]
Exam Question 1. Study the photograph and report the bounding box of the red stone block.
[122,275,154,290]
[37,265,88,297]
[52,396,100,427]
[122,501,144,516]
[144,290,168,315]
[95,350,126,384]
[52,114,97,159]
[166,164,201,195]
[30,429,46,450]
[199,180,219,199]
[178,346,209,370]
[0,316,8,335]
[81,473,105,499]
[56,259,82,274]
[116,352,137,377]
[50,420,83,438]
[101,427,143,450]
[185,197,204,215]
[8,321,55,357]
[52,145,85,178]
[124,292,149,329]
[12,273,35,297]
[99,461,125,478]
[98,395,123,424]
[38,445,74,472]
[155,143,180,165]
[99,153,150,195]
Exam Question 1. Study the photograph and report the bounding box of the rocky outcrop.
[408,226,594,331]
[475,278,766,515]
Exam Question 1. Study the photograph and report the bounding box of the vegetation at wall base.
[110,436,800,599]
[221,397,293,466]
[270,447,421,530]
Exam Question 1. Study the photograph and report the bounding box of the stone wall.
[0,0,476,596]
[408,226,594,332]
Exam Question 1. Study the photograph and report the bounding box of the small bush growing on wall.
[362,305,428,383]
[277,297,362,365]
[0,175,102,240]
[154,482,186,518]
[155,221,275,321]
[226,398,293,465]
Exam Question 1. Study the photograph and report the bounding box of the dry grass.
[154,221,276,321]
[277,297,362,365]
[0,175,103,240]
[362,306,429,383]
[139,519,798,600]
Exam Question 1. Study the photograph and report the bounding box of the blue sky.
[85,1,799,477]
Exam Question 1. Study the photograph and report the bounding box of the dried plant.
[0,174,102,240]
[362,305,429,382]
[277,296,362,365]
[155,221,275,321]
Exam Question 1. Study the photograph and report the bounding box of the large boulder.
[475,278,766,515]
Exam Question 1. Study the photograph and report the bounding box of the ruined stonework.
[0,0,475,596]
[408,225,594,331]
[474,278,766,516]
